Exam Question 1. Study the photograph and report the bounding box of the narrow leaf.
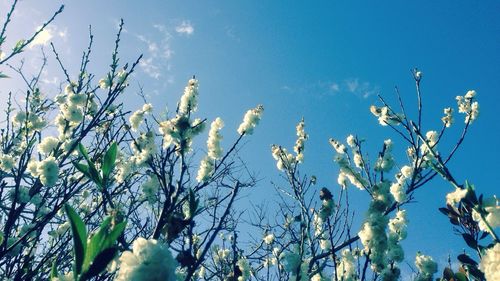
[102,142,117,182]
[454,272,468,281]
[64,204,87,275]
[462,233,478,249]
[80,247,118,280]
[78,143,90,161]
[457,254,477,266]
[84,217,112,270]
[73,162,90,178]
[103,221,127,249]
[50,260,58,280]
[0,72,9,79]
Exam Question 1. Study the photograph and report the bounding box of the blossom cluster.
[456,90,479,123]
[237,104,264,135]
[370,105,403,126]
[116,237,177,281]
[196,117,225,182]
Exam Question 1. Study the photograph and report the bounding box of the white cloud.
[30,26,54,48]
[175,21,194,36]
[139,57,161,80]
[343,78,378,98]
[29,25,68,48]
[135,25,174,79]
[330,82,340,92]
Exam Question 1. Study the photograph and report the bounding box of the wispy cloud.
[342,78,378,98]
[280,78,379,99]
[29,25,68,48]
[175,21,194,36]
[135,25,174,80]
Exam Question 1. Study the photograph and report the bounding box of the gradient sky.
[1,0,499,277]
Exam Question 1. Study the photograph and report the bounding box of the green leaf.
[50,260,58,280]
[73,162,90,177]
[78,143,90,162]
[102,142,117,183]
[462,233,478,250]
[87,163,103,189]
[64,204,87,275]
[12,39,25,53]
[84,217,112,271]
[0,72,9,79]
[80,247,118,280]
[103,221,126,249]
[457,254,477,266]
[443,267,454,280]
[454,272,468,281]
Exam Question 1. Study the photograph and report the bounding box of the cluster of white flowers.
[374,139,395,172]
[196,156,214,183]
[335,154,367,190]
[8,185,30,203]
[131,131,157,166]
[370,105,403,126]
[271,145,295,171]
[54,83,97,139]
[472,196,500,234]
[263,233,275,245]
[479,243,500,281]
[336,249,357,281]
[116,237,177,281]
[207,117,224,159]
[420,130,438,159]
[141,175,160,204]
[456,90,479,123]
[237,104,264,135]
[441,107,454,127]
[414,252,437,281]
[390,165,413,203]
[237,258,252,281]
[0,154,15,171]
[129,103,153,132]
[13,110,47,131]
[387,210,407,263]
[178,78,199,115]
[358,181,394,273]
[195,118,224,182]
[445,187,467,206]
[282,247,308,281]
[159,115,205,153]
[37,136,59,156]
[29,156,59,187]
[293,119,307,162]
[115,159,134,184]
[329,138,346,154]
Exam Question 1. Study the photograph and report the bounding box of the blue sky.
[1,0,499,275]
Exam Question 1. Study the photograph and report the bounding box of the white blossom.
[441,107,453,127]
[414,252,437,281]
[329,138,346,154]
[37,157,59,187]
[336,249,357,281]
[178,78,199,115]
[0,154,15,171]
[263,233,275,245]
[294,119,307,162]
[237,105,264,135]
[37,136,59,155]
[207,117,224,160]
[445,187,467,206]
[196,156,214,183]
[116,237,177,281]
[479,243,500,281]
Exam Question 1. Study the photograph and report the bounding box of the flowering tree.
[0,2,498,281]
